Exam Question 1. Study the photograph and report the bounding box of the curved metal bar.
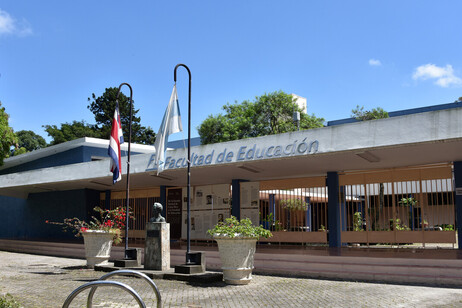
[116,82,134,259]
[87,270,162,308]
[62,280,146,308]
[173,64,193,263]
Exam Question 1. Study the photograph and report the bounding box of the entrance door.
[167,188,182,239]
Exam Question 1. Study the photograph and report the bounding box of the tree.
[12,130,47,155]
[198,91,325,144]
[44,87,156,146]
[351,105,389,121]
[87,87,156,144]
[0,102,17,165]
[43,120,102,146]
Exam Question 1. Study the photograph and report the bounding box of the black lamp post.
[115,82,133,260]
[173,64,193,264]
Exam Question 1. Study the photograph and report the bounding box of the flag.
[108,101,124,183]
[154,84,183,174]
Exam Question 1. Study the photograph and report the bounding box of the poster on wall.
[167,188,182,239]
[240,182,260,208]
[180,184,231,240]
[241,208,260,226]
[182,187,194,211]
[212,184,231,209]
[194,186,212,210]
[182,208,231,239]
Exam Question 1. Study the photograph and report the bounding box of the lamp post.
[116,82,133,260]
[173,64,193,264]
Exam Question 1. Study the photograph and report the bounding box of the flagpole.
[116,82,133,260]
[174,63,192,264]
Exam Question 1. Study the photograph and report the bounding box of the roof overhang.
[1,108,462,199]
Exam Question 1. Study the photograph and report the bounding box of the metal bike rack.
[62,269,162,308]
[62,280,146,308]
[87,270,162,308]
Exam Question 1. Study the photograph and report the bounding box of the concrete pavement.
[1,251,462,307]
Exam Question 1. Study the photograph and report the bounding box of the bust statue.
[150,202,166,223]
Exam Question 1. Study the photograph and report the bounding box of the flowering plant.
[207,216,272,240]
[46,206,134,245]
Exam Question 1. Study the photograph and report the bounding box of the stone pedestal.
[144,222,170,271]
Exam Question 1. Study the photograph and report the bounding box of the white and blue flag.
[154,84,183,174]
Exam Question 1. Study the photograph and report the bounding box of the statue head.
[153,202,163,214]
[150,202,165,223]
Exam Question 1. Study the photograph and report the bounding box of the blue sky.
[1,1,461,142]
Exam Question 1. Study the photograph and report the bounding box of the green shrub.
[0,294,22,308]
[207,216,272,240]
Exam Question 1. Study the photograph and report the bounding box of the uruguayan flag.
[154,84,183,174]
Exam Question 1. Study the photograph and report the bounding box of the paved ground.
[1,251,462,307]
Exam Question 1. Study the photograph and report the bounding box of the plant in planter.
[46,206,134,268]
[207,216,272,285]
[280,198,308,211]
[280,198,308,229]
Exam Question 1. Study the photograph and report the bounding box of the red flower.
[80,227,88,232]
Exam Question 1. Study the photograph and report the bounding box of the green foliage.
[261,213,283,231]
[43,120,102,146]
[44,87,156,146]
[12,147,27,156]
[398,197,418,207]
[10,130,47,155]
[88,87,156,144]
[351,105,389,121]
[389,218,410,231]
[207,216,272,240]
[353,212,363,232]
[437,224,454,231]
[198,91,325,144]
[280,198,308,211]
[0,294,22,308]
[0,102,17,166]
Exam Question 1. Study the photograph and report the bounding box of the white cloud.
[0,9,32,36]
[368,59,382,66]
[412,63,462,88]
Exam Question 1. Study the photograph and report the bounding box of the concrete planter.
[214,236,258,285]
[82,230,114,268]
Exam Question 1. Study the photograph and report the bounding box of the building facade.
[1,103,462,249]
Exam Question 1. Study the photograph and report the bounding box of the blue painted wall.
[0,196,27,238]
[0,189,101,241]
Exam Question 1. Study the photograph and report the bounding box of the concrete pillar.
[327,172,341,247]
[454,162,462,250]
[305,197,312,232]
[104,190,111,210]
[269,194,276,223]
[231,179,247,220]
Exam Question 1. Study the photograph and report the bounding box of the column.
[327,172,341,247]
[454,162,462,250]
[231,179,247,220]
